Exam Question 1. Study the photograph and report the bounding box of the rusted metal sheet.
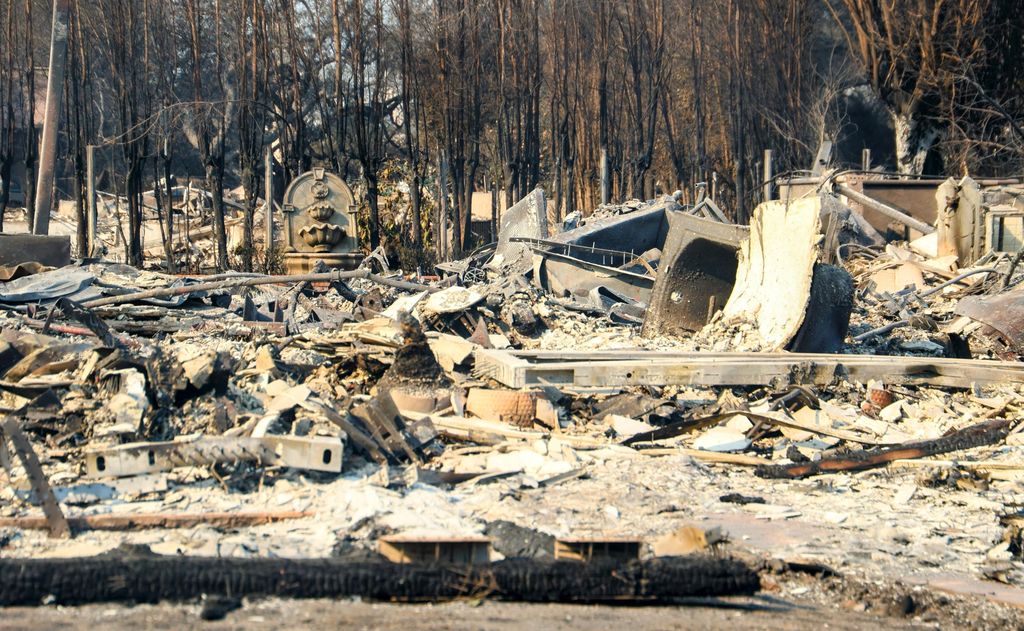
[955,285,1024,357]
[0,235,71,268]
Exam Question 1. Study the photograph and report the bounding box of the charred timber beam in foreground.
[755,418,1013,479]
[0,556,758,606]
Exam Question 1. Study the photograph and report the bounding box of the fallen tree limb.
[754,418,1013,479]
[0,555,759,606]
[0,510,314,532]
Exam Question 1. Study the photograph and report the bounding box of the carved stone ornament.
[281,168,358,258]
[305,201,335,222]
[299,223,344,252]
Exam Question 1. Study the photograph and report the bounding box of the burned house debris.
[1,0,1024,623]
[4,162,1024,627]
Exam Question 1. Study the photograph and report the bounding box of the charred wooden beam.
[55,298,123,348]
[0,417,70,538]
[0,555,759,606]
[755,418,1013,479]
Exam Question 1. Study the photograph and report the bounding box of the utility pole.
[32,0,71,236]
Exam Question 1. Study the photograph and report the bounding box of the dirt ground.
[0,597,943,631]
[2,570,1023,631]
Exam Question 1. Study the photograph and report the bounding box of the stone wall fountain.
[281,168,362,273]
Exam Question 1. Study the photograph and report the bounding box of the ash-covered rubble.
[5,179,1024,615]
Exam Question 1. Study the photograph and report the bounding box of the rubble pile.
[5,173,1024,619]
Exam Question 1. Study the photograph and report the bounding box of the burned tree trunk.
[206,157,229,271]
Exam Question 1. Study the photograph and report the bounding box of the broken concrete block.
[879,401,904,423]
[870,263,925,294]
[381,291,428,321]
[428,334,477,372]
[724,414,754,433]
[900,339,944,354]
[180,351,218,390]
[267,384,312,412]
[534,397,561,428]
[253,345,281,373]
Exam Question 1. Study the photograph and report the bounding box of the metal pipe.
[835,183,935,235]
[917,267,999,298]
